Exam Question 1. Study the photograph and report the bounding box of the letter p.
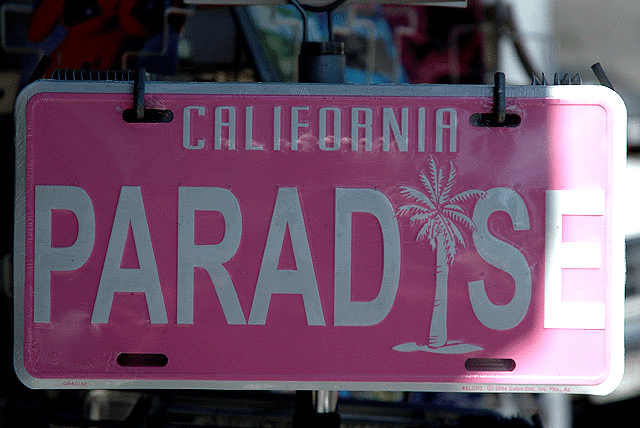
[34,186,95,323]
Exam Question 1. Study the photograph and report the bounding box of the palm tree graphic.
[395,157,484,352]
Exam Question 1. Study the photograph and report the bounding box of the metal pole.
[540,393,572,428]
[313,390,339,413]
[288,0,346,83]
[293,390,340,428]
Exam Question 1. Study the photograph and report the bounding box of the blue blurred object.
[236,4,407,84]
[137,28,180,75]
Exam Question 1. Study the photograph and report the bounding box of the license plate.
[14,81,625,394]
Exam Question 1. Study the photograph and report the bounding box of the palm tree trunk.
[429,235,449,348]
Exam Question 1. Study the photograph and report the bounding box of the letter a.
[249,188,325,325]
[177,187,245,325]
[92,187,168,324]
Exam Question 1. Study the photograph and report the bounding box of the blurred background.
[1,0,639,427]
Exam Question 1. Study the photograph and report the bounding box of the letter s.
[468,187,531,330]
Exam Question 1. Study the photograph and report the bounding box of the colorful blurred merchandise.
[237,2,484,85]
[383,2,485,84]
[27,0,185,76]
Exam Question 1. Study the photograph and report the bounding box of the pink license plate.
[14,81,625,394]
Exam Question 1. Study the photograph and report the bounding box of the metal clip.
[122,66,173,123]
[50,69,135,81]
[571,73,583,84]
[591,62,615,91]
[554,73,581,85]
[470,72,520,128]
[531,72,548,85]
[493,72,506,125]
[532,72,581,86]
[133,66,146,121]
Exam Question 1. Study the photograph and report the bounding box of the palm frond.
[443,209,476,232]
[419,171,438,204]
[429,217,448,248]
[439,161,457,204]
[399,186,436,210]
[400,159,484,262]
[436,215,464,252]
[410,211,437,225]
[444,219,466,247]
[417,222,437,250]
[436,165,444,201]
[428,157,441,203]
[427,220,439,247]
[416,223,428,241]
[444,203,464,213]
[397,204,431,217]
[449,189,485,204]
